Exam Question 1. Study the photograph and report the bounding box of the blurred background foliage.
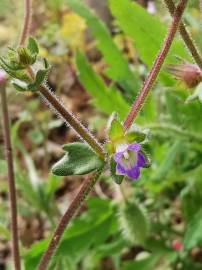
[0,0,202,269]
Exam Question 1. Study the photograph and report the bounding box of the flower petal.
[128,143,141,152]
[116,163,126,175]
[114,151,124,163]
[126,166,140,180]
[137,152,146,167]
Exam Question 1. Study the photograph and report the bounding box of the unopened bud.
[17,47,35,67]
[166,63,202,89]
[0,70,7,85]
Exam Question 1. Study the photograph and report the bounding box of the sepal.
[126,124,148,143]
[28,60,50,91]
[107,113,125,143]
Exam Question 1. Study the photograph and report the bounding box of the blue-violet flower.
[114,143,145,180]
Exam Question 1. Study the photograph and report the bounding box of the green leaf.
[0,223,10,240]
[0,160,7,174]
[24,198,114,269]
[66,0,139,101]
[76,51,129,119]
[109,0,190,84]
[186,82,202,103]
[110,158,124,185]
[28,65,49,91]
[26,37,39,55]
[184,208,202,250]
[153,140,182,181]
[119,201,149,245]
[181,166,202,223]
[123,256,160,270]
[12,79,28,92]
[0,57,31,81]
[52,142,104,176]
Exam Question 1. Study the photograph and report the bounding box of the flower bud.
[17,47,35,67]
[166,63,202,89]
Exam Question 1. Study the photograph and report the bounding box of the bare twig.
[123,0,188,131]
[164,0,202,70]
[0,82,21,270]
[37,170,103,270]
[19,0,31,46]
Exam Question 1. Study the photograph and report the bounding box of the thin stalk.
[19,0,31,46]
[37,170,103,270]
[0,86,21,270]
[123,0,188,131]
[164,0,202,70]
[39,84,105,159]
[26,67,105,159]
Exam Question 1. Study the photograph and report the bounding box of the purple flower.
[114,143,146,180]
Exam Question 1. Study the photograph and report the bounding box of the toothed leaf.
[119,201,149,245]
[52,142,104,176]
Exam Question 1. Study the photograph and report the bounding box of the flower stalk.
[0,77,21,270]
[164,0,202,70]
[123,0,188,131]
[26,65,105,160]
[19,0,31,46]
[39,84,105,159]
[37,170,103,270]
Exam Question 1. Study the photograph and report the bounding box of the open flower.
[114,143,146,180]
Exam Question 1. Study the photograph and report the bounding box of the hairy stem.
[19,0,31,46]
[39,84,105,159]
[26,67,105,159]
[164,0,202,70]
[123,0,188,131]
[0,86,21,270]
[37,170,103,270]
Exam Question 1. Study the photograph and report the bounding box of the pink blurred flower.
[172,240,183,251]
[0,70,7,85]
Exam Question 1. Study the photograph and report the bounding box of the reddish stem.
[37,170,102,270]
[0,86,21,270]
[19,0,31,46]
[123,0,188,131]
[164,0,202,70]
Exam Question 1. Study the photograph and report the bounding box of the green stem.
[37,169,103,270]
[123,0,188,131]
